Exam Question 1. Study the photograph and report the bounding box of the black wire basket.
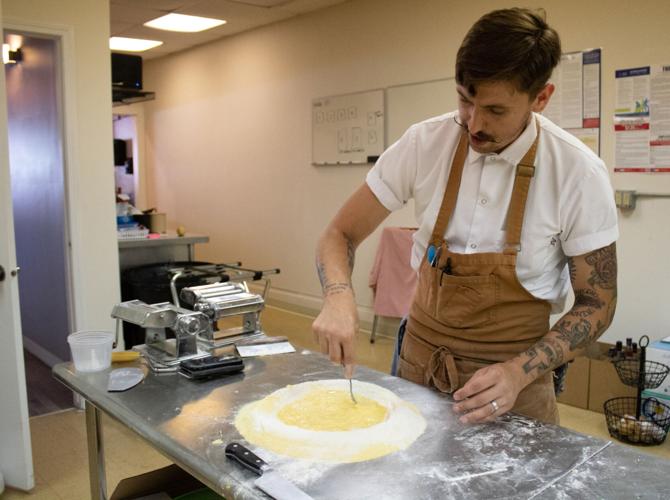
[613,359,670,389]
[604,397,670,445]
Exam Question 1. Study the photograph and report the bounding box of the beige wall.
[3,0,120,339]
[144,0,670,342]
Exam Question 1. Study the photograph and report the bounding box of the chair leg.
[370,315,379,343]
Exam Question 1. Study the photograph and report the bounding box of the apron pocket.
[435,274,497,328]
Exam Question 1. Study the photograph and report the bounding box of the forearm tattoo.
[522,338,565,374]
[521,243,617,377]
[316,237,356,297]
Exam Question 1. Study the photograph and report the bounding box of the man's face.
[456,80,553,154]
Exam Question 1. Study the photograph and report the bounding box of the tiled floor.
[4,305,669,498]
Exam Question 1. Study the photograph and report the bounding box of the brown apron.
[397,122,559,424]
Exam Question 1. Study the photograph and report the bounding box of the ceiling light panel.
[109,37,164,52]
[144,13,226,32]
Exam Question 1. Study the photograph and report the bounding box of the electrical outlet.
[615,190,636,210]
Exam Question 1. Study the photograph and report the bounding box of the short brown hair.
[455,8,561,98]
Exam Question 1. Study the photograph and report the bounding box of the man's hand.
[452,361,529,423]
[311,292,358,378]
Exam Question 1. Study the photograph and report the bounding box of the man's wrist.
[322,281,353,297]
[505,356,537,389]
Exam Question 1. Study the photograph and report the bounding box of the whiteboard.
[312,89,384,165]
[386,78,458,145]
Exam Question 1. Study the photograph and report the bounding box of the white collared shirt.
[366,111,618,312]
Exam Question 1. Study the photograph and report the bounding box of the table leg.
[370,315,379,343]
[85,401,107,500]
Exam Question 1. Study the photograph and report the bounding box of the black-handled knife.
[225,442,313,500]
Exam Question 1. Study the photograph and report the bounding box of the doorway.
[113,114,138,205]
[4,30,74,416]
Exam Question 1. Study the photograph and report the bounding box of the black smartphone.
[180,354,244,379]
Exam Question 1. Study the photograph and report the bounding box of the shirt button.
[480,198,488,205]
[470,243,477,249]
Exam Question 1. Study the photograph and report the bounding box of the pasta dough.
[234,379,426,463]
[277,389,388,431]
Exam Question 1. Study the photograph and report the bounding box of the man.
[313,8,618,424]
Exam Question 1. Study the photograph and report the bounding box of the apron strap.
[429,131,469,248]
[503,120,541,255]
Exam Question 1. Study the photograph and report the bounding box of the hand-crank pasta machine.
[111,262,279,369]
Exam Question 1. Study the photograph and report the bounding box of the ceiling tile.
[184,0,286,23]
[110,21,136,36]
[110,3,169,24]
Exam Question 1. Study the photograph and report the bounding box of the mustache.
[453,116,501,144]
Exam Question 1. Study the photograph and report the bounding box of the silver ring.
[490,399,499,414]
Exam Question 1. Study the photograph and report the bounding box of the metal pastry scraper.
[226,442,313,500]
[107,367,144,392]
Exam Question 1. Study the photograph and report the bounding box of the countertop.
[53,351,670,499]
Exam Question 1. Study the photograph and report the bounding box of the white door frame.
[0,85,34,490]
[112,104,148,211]
[0,18,81,491]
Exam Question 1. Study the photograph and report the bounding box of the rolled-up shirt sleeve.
[366,125,417,212]
[560,162,619,256]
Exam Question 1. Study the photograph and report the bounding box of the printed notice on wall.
[312,89,385,165]
[543,49,601,154]
[650,65,670,169]
[615,67,650,117]
[614,119,650,170]
[615,65,670,172]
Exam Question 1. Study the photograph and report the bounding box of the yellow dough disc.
[234,379,426,463]
[277,389,388,431]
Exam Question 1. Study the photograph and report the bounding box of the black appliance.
[111,53,155,105]
[112,53,142,89]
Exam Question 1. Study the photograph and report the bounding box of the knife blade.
[225,442,313,500]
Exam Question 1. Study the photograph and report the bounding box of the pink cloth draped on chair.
[368,227,418,318]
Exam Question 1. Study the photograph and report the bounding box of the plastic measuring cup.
[67,330,114,372]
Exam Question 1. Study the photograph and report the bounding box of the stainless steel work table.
[53,351,670,499]
[118,233,209,270]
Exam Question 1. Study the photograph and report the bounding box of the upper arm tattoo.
[585,244,617,290]
[521,243,617,377]
[563,243,617,345]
